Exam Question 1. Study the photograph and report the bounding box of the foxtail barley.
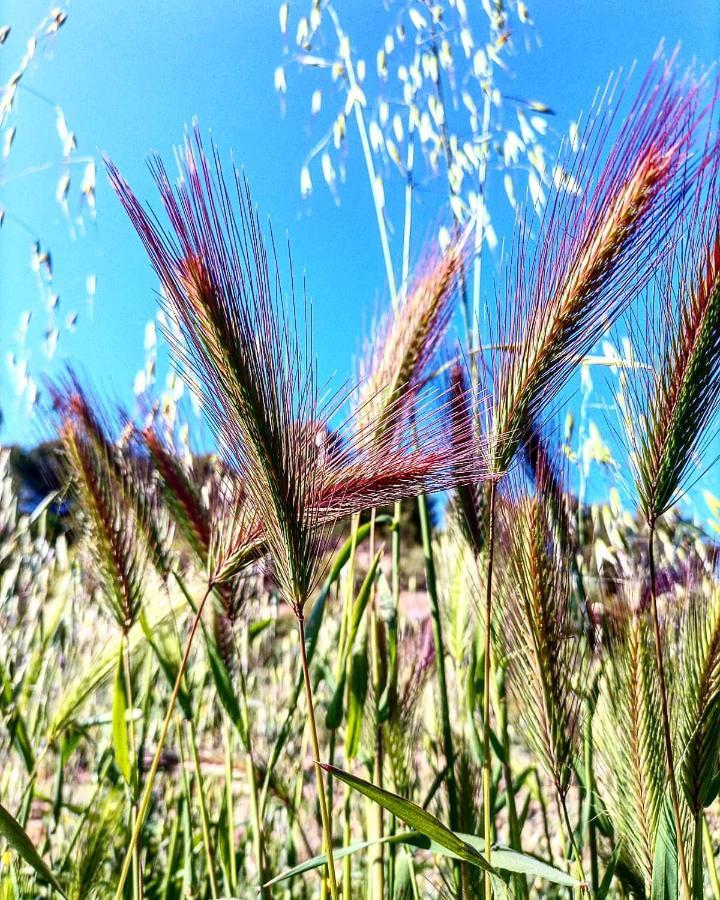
[621,103,720,897]
[107,129,491,898]
[478,55,703,893]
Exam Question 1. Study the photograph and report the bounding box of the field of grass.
[4,5,720,899]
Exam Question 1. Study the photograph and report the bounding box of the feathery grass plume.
[496,455,584,804]
[68,790,126,900]
[106,128,494,900]
[106,131,487,612]
[56,389,149,633]
[51,375,174,581]
[142,425,211,566]
[141,425,256,609]
[487,53,702,475]
[677,585,720,823]
[594,598,666,894]
[384,621,435,798]
[615,101,720,897]
[357,238,463,443]
[448,360,486,556]
[621,125,720,525]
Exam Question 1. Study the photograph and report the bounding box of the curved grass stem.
[417,494,460,826]
[297,613,339,900]
[482,479,498,898]
[557,788,588,893]
[122,633,142,900]
[186,719,219,897]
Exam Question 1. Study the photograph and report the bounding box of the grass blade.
[322,763,495,873]
[0,801,66,896]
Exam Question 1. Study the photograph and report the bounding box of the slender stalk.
[387,500,402,898]
[704,814,720,900]
[327,5,398,309]
[223,724,238,896]
[297,613,339,900]
[160,795,182,900]
[366,508,385,900]
[177,719,195,894]
[114,584,213,900]
[123,634,142,900]
[238,664,267,896]
[418,494,458,820]
[499,664,528,900]
[483,480,498,897]
[187,719,219,898]
[369,724,384,900]
[583,695,599,893]
[400,137,414,305]
[418,491,461,892]
[327,513,359,897]
[471,68,494,370]
[534,768,555,863]
[322,729,336,900]
[648,521,691,900]
[557,788,588,891]
[343,783,353,897]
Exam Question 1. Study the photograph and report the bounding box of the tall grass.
[2,50,720,900]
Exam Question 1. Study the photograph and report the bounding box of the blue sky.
[1,0,719,455]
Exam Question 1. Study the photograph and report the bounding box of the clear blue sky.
[1,0,719,450]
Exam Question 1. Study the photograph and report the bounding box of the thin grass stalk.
[122,636,142,900]
[367,507,385,900]
[471,69,494,384]
[160,795,182,900]
[113,585,213,900]
[322,728,336,900]
[333,512,363,900]
[177,718,195,894]
[557,783,588,892]
[297,613,339,899]
[223,724,238,896]
[343,784,352,898]
[237,662,266,897]
[551,790,570,872]
[648,521,691,898]
[704,815,720,900]
[401,135,414,306]
[327,5,398,309]
[369,721,384,900]
[340,514,360,898]
[583,695,599,893]
[186,719,219,898]
[288,713,313,887]
[482,479,497,897]
[498,664,528,900]
[417,492,462,892]
[387,499,402,897]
